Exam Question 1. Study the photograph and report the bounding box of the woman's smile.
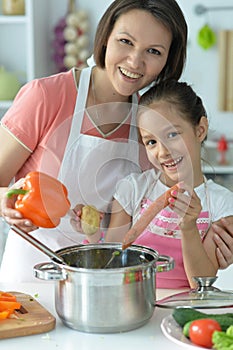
[119,67,143,80]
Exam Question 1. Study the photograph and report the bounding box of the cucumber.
[172,308,233,332]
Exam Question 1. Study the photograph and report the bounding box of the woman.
[0,0,232,282]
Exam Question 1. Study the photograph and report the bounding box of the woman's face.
[138,102,205,187]
[104,9,172,97]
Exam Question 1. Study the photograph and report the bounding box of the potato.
[81,205,100,235]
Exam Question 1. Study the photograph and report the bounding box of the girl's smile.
[161,156,184,169]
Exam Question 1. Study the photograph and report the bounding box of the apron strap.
[129,93,138,141]
[69,67,92,138]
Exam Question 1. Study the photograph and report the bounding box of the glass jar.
[2,0,25,15]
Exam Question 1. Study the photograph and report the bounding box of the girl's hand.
[1,179,38,232]
[168,183,202,231]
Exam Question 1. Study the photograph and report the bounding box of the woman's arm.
[212,216,233,268]
[170,188,218,288]
[105,199,132,243]
[0,125,30,187]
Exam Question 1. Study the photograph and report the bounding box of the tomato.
[189,318,222,348]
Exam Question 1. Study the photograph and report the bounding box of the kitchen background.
[0,0,233,287]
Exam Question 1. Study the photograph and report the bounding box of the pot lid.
[156,277,233,309]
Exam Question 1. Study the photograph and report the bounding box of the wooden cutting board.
[0,291,56,339]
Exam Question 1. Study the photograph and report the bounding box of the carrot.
[0,292,17,302]
[0,292,21,320]
[122,183,179,250]
[0,311,10,320]
[0,301,21,312]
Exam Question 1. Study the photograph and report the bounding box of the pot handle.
[33,262,67,281]
[156,255,174,273]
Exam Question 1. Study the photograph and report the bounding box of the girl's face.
[104,9,172,97]
[138,102,208,187]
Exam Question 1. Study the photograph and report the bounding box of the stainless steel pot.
[34,243,174,333]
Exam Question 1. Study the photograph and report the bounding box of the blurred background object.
[2,0,25,15]
[52,0,90,73]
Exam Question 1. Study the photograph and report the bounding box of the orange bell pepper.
[7,171,71,228]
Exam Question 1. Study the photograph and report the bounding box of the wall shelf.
[0,0,54,118]
[0,15,27,24]
[202,140,233,175]
[203,164,233,174]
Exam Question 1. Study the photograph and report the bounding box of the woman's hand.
[69,204,84,233]
[212,216,233,269]
[1,179,38,232]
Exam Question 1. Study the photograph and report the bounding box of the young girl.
[105,80,233,289]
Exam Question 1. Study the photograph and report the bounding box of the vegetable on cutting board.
[0,292,21,319]
[7,171,71,228]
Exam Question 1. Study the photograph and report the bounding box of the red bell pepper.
[7,171,70,228]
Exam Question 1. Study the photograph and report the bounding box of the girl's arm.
[170,188,218,288]
[105,199,132,243]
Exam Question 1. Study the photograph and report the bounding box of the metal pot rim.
[53,243,159,272]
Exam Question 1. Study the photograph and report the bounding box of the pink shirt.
[2,69,130,180]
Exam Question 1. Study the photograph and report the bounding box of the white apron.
[0,67,141,282]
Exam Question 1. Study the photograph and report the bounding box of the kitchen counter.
[0,282,189,350]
